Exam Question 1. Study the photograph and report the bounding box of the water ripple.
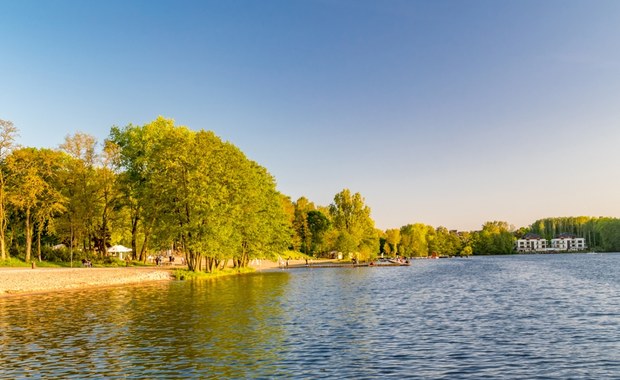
[0,254,619,378]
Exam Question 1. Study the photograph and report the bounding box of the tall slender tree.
[6,148,66,262]
[0,119,18,260]
[59,133,99,254]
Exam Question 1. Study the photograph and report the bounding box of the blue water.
[1,254,618,378]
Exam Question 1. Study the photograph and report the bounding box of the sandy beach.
[0,267,174,296]
[0,259,328,297]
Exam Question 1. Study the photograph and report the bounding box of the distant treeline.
[284,204,620,258]
[1,117,618,271]
[526,217,620,252]
[366,217,619,258]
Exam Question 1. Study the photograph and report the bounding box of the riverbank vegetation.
[0,117,618,272]
[173,267,256,281]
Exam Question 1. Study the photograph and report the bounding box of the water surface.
[1,254,618,378]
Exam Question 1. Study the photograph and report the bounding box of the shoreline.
[0,259,336,297]
[0,267,174,297]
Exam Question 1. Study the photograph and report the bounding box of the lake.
[1,253,618,379]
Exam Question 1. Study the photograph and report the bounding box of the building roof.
[522,233,543,240]
[554,233,577,239]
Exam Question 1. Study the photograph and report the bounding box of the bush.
[42,246,71,262]
[173,267,255,280]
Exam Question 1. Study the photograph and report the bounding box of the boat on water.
[374,258,410,266]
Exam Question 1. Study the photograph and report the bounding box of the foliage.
[306,210,331,255]
[5,148,67,262]
[292,197,315,254]
[399,223,435,257]
[0,118,18,260]
[4,116,620,272]
[595,218,620,252]
[529,216,605,250]
[173,267,255,281]
[384,228,401,257]
[110,117,291,272]
[460,245,473,256]
[329,189,379,261]
[472,221,515,255]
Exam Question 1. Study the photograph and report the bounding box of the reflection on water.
[0,273,289,378]
[1,254,619,379]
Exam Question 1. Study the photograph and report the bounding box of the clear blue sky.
[2,0,619,231]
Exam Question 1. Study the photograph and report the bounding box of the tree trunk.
[0,173,6,260]
[70,223,74,267]
[101,189,109,256]
[0,233,6,260]
[25,208,32,262]
[0,207,5,260]
[186,249,199,271]
[130,213,139,259]
[37,227,42,262]
[139,231,149,261]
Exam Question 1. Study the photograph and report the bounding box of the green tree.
[307,209,331,255]
[473,221,515,254]
[432,226,462,256]
[384,228,401,257]
[0,119,18,260]
[460,245,473,256]
[292,197,315,255]
[6,148,66,262]
[111,117,290,272]
[529,216,603,249]
[280,195,297,250]
[109,123,160,261]
[597,218,620,252]
[400,223,434,257]
[93,140,121,256]
[329,189,378,261]
[59,133,100,256]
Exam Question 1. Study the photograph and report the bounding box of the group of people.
[80,253,187,267]
[147,254,185,266]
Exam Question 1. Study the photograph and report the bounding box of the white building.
[551,233,586,251]
[517,232,587,252]
[516,233,548,252]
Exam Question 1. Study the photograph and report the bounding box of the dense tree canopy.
[472,221,515,255]
[328,189,379,261]
[110,117,291,271]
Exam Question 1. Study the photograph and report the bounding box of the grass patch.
[0,258,31,267]
[174,267,255,281]
[0,257,158,268]
[0,258,69,268]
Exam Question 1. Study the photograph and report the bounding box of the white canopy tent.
[108,245,132,260]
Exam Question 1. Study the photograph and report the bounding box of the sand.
[0,267,173,296]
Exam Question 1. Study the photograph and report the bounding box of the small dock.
[284,262,410,269]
